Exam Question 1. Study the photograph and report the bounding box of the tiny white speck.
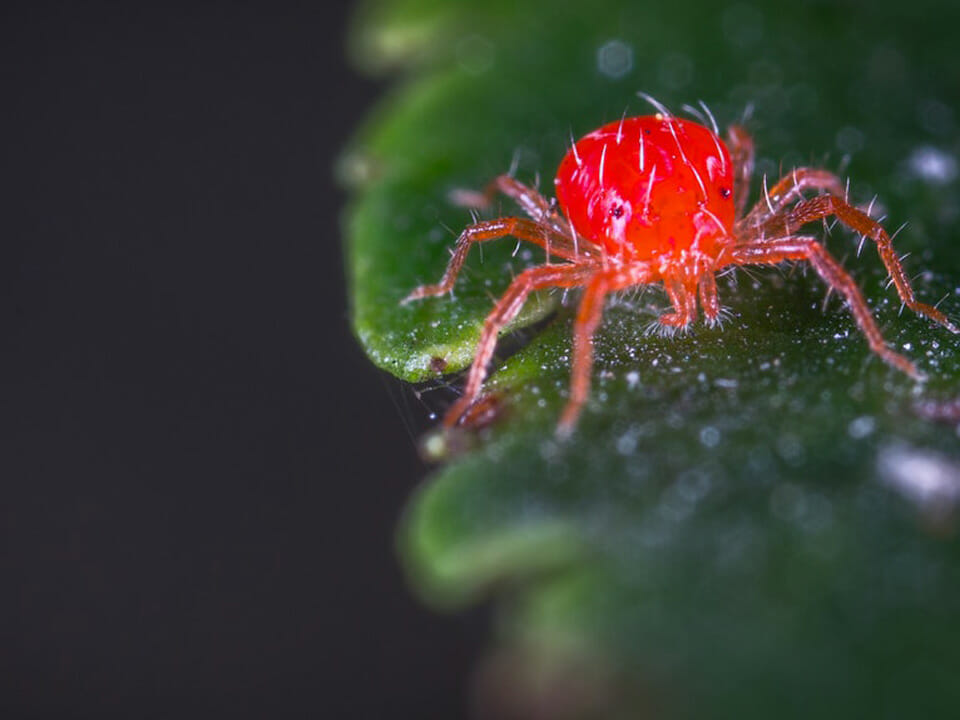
[908,146,958,186]
[700,426,721,448]
[879,444,960,509]
[596,39,633,79]
[455,34,495,75]
[616,431,637,455]
[835,126,864,154]
[848,415,876,439]
[777,433,804,462]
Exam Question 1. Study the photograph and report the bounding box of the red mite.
[404,102,958,435]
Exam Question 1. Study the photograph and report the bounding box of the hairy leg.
[753,195,958,332]
[443,263,596,427]
[659,278,698,327]
[403,217,596,303]
[557,273,611,435]
[449,174,581,243]
[730,237,921,378]
[451,175,551,218]
[556,261,658,434]
[698,270,721,323]
[737,167,846,230]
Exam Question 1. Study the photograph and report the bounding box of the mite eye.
[720,187,731,199]
[609,204,625,219]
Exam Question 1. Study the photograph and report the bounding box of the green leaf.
[344,0,960,715]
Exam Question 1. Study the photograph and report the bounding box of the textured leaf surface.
[344,0,960,715]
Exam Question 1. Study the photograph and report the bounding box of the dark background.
[2,2,487,717]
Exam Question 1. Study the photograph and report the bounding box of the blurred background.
[2,2,488,717]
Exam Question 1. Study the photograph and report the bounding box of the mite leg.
[444,263,595,427]
[557,273,611,435]
[737,167,846,230]
[727,125,755,219]
[730,237,921,378]
[659,278,698,327]
[558,262,657,434]
[451,175,551,218]
[402,217,590,303]
[449,174,577,241]
[756,195,958,332]
[698,270,721,324]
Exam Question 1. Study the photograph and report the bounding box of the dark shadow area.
[1,2,488,717]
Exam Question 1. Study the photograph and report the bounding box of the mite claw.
[554,420,575,441]
[401,286,438,304]
[903,361,927,382]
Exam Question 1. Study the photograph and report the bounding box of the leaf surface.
[344,0,960,714]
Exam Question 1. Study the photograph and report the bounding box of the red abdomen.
[554,116,736,266]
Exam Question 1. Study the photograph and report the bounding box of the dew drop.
[596,39,633,79]
[907,146,958,186]
[456,34,494,75]
[847,415,876,439]
[699,426,721,448]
